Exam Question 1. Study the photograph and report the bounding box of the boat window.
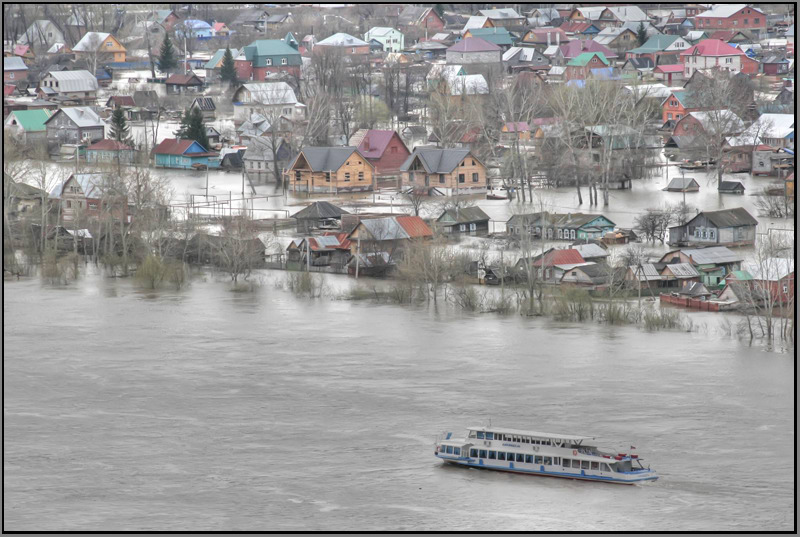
[516,453,525,463]
[497,452,505,461]
[543,457,552,465]
[572,460,581,469]
[485,432,494,440]
[525,455,533,464]
[534,455,543,464]
[562,459,571,468]
[602,463,611,471]
[488,451,496,459]
[479,450,488,458]
[469,432,476,438]
[446,446,453,454]
[454,447,461,456]
[581,461,590,470]
[591,461,599,470]
[522,437,529,444]
[470,449,478,457]
[554,457,560,465]
[476,432,484,439]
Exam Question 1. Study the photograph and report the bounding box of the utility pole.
[355,236,361,279]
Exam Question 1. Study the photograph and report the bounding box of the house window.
[8,73,13,79]
[281,57,287,65]
[358,172,364,181]
[352,47,356,53]
[754,18,759,24]
[390,146,397,153]
[439,174,445,184]
[709,230,715,240]
[266,58,272,66]
[325,172,331,182]
[458,174,465,183]
[570,230,576,239]
[106,41,112,47]
[66,201,72,208]
[459,224,466,232]
[472,173,478,182]
[668,113,673,119]
[344,173,351,181]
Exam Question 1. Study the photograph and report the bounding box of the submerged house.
[659,246,744,287]
[668,207,758,247]
[663,176,700,192]
[506,212,615,240]
[286,147,375,193]
[291,201,350,233]
[435,206,491,234]
[153,138,219,169]
[400,148,487,195]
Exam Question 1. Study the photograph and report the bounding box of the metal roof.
[663,262,700,278]
[679,246,744,265]
[695,207,758,228]
[400,148,474,174]
[72,32,112,52]
[744,258,794,281]
[237,82,297,105]
[292,147,364,173]
[396,216,433,238]
[359,217,409,241]
[292,201,349,220]
[317,33,368,47]
[467,426,596,442]
[3,56,28,71]
[47,106,103,128]
[573,243,608,259]
[628,263,662,281]
[44,70,99,93]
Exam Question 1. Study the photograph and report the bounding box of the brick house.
[694,4,766,33]
[3,56,28,83]
[565,52,609,81]
[445,37,502,65]
[315,33,370,56]
[238,39,301,81]
[286,147,375,193]
[661,90,699,124]
[398,6,445,32]
[350,130,411,175]
[671,109,744,138]
[680,39,758,77]
[400,148,487,195]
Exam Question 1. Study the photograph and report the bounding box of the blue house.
[177,20,214,39]
[153,138,220,169]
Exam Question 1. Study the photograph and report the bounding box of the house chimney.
[547,31,551,46]
[556,31,560,45]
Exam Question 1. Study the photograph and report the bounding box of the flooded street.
[3,271,794,531]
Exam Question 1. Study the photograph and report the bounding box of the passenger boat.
[435,426,658,485]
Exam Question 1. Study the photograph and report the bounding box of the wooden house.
[501,122,531,141]
[286,147,375,193]
[659,246,744,287]
[663,176,700,192]
[165,72,203,95]
[346,215,432,260]
[559,263,609,288]
[44,107,104,147]
[190,97,216,120]
[435,206,491,234]
[287,234,352,270]
[243,136,292,183]
[400,148,487,196]
[86,139,135,164]
[660,262,701,284]
[507,212,616,240]
[667,207,758,247]
[153,138,219,169]
[72,32,126,63]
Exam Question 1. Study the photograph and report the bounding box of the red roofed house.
[86,139,135,164]
[501,121,531,141]
[13,44,35,63]
[654,64,685,85]
[558,21,601,40]
[350,129,411,175]
[680,39,758,77]
[445,37,501,64]
[515,247,586,281]
[522,28,570,50]
[553,39,618,66]
[105,95,136,109]
[694,4,766,32]
[212,22,231,36]
[165,72,204,95]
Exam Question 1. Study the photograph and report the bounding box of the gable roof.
[627,34,682,54]
[400,148,476,174]
[479,8,522,20]
[49,173,105,199]
[5,109,52,131]
[106,95,136,107]
[86,139,133,151]
[531,248,585,267]
[396,215,434,238]
[673,246,744,265]
[437,206,491,224]
[205,48,239,69]
[448,37,501,53]
[45,106,103,128]
[236,82,298,105]
[691,207,758,228]
[191,97,216,111]
[558,39,618,59]
[292,201,349,220]
[696,4,762,19]
[72,32,114,52]
[354,130,408,159]
[153,138,214,156]
[43,70,98,92]
[244,39,300,61]
[466,27,514,46]
[572,243,608,259]
[317,33,368,47]
[663,262,700,278]
[165,73,203,85]
[567,52,609,67]
[292,147,369,172]
[680,39,744,57]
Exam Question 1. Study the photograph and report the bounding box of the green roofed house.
[3,109,52,143]
[463,27,514,48]
[204,48,239,80]
[565,52,609,81]
[624,35,691,63]
[241,39,302,81]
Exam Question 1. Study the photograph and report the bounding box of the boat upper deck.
[467,426,596,444]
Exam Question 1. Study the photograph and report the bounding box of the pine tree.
[220,46,237,86]
[158,34,178,74]
[176,107,209,150]
[636,22,648,46]
[109,108,133,146]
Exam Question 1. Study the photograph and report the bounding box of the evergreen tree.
[109,108,133,146]
[636,22,648,46]
[220,46,237,86]
[158,34,178,74]
[176,107,209,150]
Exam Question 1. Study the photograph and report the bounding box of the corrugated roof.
[532,248,585,267]
[153,138,214,156]
[679,246,744,265]
[46,107,103,128]
[567,52,609,67]
[680,39,744,57]
[49,173,104,199]
[437,206,490,225]
[44,70,99,93]
[293,147,365,172]
[355,130,407,159]
[573,243,608,259]
[191,97,216,111]
[628,263,662,281]
[359,217,409,241]
[204,48,238,69]
[697,207,758,228]
[663,262,700,278]
[697,4,761,19]
[396,215,433,238]
[317,33,368,47]
[236,82,297,105]
[559,40,618,59]
[165,73,203,85]
[6,109,52,132]
[664,176,700,191]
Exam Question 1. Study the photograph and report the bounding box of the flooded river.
[3,271,794,531]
